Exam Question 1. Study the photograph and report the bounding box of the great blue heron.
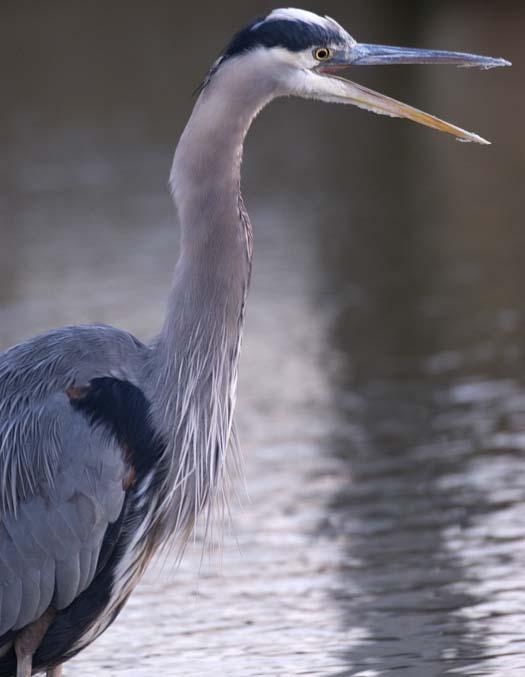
[0,8,509,676]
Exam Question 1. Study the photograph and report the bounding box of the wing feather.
[15,570,41,630]
[0,324,149,635]
[0,577,21,635]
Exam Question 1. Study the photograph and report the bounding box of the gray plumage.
[0,326,146,633]
[0,7,509,675]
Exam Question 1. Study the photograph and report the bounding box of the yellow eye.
[314,47,331,61]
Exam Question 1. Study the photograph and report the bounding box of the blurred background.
[1,1,524,675]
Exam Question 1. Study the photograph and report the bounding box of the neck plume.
[147,58,277,549]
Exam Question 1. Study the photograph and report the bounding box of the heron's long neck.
[161,71,274,382]
[147,70,275,541]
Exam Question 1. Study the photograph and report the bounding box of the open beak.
[315,42,511,144]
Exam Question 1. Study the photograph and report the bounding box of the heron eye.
[314,47,331,61]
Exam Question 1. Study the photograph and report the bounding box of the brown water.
[1,2,525,675]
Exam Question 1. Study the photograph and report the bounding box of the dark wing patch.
[67,377,165,486]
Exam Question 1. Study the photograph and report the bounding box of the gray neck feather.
[146,58,277,547]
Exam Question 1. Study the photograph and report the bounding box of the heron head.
[208,7,510,145]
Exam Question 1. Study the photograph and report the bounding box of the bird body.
[0,8,509,675]
[0,326,154,670]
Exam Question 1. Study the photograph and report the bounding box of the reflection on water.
[1,1,525,675]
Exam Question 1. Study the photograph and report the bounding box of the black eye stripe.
[198,15,346,93]
[221,18,345,62]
